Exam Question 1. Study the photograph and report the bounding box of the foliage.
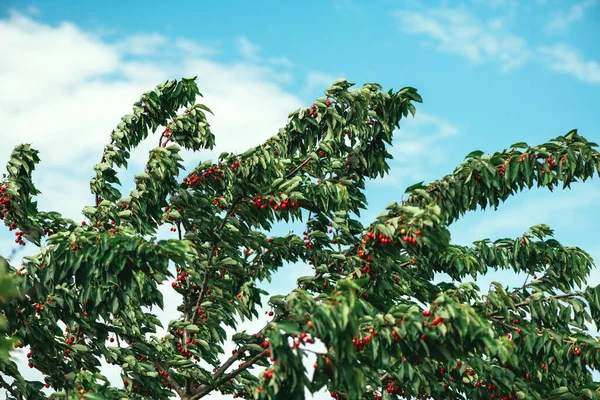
[1,77,600,400]
[0,256,20,361]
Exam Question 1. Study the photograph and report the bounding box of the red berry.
[422,310,431,317]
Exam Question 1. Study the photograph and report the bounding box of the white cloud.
[394,8,529,71]
[173,37,216,56]
[268,56,294,68]
[0,12,305,216]
[393,6,600,85]
[305,71,341,95]
[544,0,598,34]
[454,186,600,245]
[0,11,341,399]
[115,32,169,55]
[25,5,41,15]
[0,12,119,113]
[537,43,600,84]
[236,36,261,61]
[376,112,460,187]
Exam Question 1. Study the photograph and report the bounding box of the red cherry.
[422,310,431,317]
[264,371,273,379]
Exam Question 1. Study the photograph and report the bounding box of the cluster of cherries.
[13,230,25,246]
[422,310,444,326]
[0,186,27,245]
[0,184,10,216]
[385,380,403,394]
[252,193,302,212]
[175,341,197,359]
[402,230,421,244]
[303,230,316,249]
[213,196,228,210]
[359,228,422,248]
[160,123,175,148]
[184,165,226,186]
[497,164,507,178]
[171,267,190,290]
[229,160,241,171]
[306,104,320,119]
[351,333,372,351]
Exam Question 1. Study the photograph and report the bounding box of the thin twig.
[285,158,311,180]
[190,350,269,400]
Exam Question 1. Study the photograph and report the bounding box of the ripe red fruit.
[81,221,86,225]
[422,310,431,317]
[264,371,273,379]
[325,100,331,106]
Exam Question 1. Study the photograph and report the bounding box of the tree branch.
[153,360,186,398]
[488,292,582,317]
[285,158,310,180]
[190,350,269,400]
[190,202,237,325]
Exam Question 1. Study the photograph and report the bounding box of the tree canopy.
[1,77,600,400]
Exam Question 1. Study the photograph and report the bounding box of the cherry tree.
[1,77,600,400]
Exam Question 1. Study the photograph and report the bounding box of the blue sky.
[1,0,599,397]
